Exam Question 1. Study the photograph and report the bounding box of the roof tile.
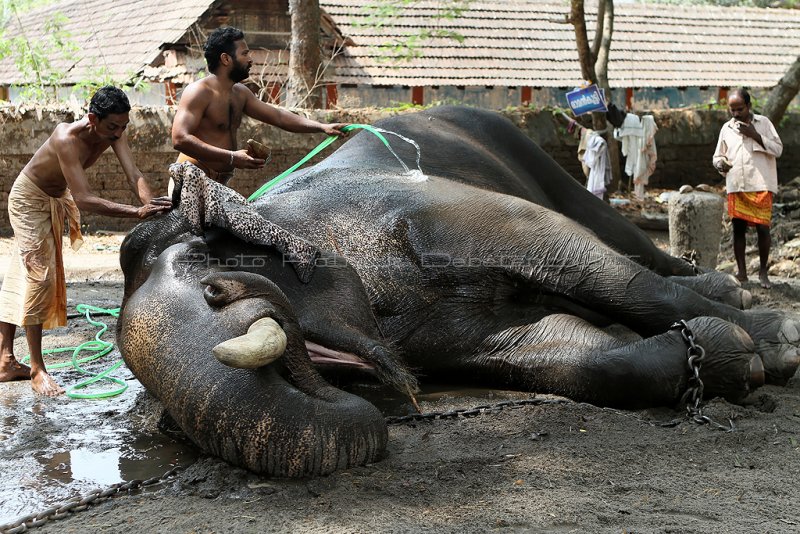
[1,0,798,89]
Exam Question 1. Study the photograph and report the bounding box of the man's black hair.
[731,87,751,106]
[204,27,245,72]
[89,86,131,119]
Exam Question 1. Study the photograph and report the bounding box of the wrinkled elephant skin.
[119,106,800,476]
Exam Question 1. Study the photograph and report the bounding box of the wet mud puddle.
[0,378,198,524]
[0,369,527,525]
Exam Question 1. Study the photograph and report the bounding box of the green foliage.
[0,0,149,105]
[0,2,77,101]
[379,99,475,112]
[380,101,426,112]
[356,0,471,62]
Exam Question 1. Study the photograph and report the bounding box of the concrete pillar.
[668,190,725,269]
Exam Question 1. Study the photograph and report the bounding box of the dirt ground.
[1,217,800,534]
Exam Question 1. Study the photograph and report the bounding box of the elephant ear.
[169,162,319,283]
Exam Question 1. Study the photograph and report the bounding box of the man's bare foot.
[0,354,31,382]
[759,270,771,289]
[735,272,748,283]
[31,371,65,396]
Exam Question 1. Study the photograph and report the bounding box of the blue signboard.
[565,85,607,116]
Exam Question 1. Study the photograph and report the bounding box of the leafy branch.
[0,1,77,101]
[356,0,471,63]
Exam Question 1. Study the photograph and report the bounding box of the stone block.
[669,190,725,269]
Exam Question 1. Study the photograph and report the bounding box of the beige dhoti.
[0,172,83,329]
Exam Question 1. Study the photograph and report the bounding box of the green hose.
[23,304,128,399]
[247,123,390,202]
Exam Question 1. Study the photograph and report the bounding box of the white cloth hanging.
[614,113,643,179]
[614,114,658,199]
[633,115,658,187]
[582,132,612,199]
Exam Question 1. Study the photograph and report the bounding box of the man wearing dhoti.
[0,86,172,396]
[713,87,783,289]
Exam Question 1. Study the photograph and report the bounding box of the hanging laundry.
[582,131,612,199]
[577,127,593,178]
[614,113,643,179]
[632,116,658,199]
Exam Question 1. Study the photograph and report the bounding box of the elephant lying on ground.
[119,106,800,477]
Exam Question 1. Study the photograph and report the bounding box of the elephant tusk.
[212,317,288,369]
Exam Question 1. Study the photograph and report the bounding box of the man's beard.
[231,61,250,83]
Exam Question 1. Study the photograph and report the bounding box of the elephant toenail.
[740,290,752,310]
[749,355,765,389]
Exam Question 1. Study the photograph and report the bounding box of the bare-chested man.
[170,26,347,192]
[0,86,172,396]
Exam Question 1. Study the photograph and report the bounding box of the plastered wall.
[1,106,798,234]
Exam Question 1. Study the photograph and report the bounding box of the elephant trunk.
[124,336,387,477]
[119,288,387,477]
[178,371,387,477]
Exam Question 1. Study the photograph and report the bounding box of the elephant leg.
[461,314,760,409]
[669,272,752,309]
[483,208,800,382]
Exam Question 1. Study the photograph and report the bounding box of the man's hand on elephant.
[231,149,266,169]
[137,197,173,219]
[151,195,173,205]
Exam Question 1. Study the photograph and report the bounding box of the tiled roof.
[1,0,798,89]
[0,0,212,84]
[321,0,800,88]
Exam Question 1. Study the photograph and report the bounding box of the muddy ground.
[1,223,800,534]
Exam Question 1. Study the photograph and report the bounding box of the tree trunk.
[570,0,597,84]
[592,0,622,192]
[287,0,323,109]
[571,0,621,194]
[762,55,800,126]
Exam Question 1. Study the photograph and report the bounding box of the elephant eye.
[203,284,228,308]
[201,273,272,309]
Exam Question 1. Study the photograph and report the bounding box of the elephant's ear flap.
[172,162,208,236]
[170,163,320,283]
[218,200,320,283]
[168,162,184,209]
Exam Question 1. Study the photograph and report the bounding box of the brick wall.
[1,106,798,234]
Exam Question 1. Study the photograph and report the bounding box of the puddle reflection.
[0,379,198,524]
[1,376,527,524]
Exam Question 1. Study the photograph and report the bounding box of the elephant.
[118,106,800,477]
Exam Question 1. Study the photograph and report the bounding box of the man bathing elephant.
[118,106,800,477]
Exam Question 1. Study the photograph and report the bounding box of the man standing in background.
[713,87,782,289]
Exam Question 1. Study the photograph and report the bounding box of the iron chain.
[0,466,182,534]
[679,250,702,275]
[671,320,734,432]
[385,397,568,425]
[3,347,736,534]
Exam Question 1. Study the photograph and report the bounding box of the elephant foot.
[671,272,752,309]
[719,272,753,309]
[680,317,759,404]
[742,311,800,385]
